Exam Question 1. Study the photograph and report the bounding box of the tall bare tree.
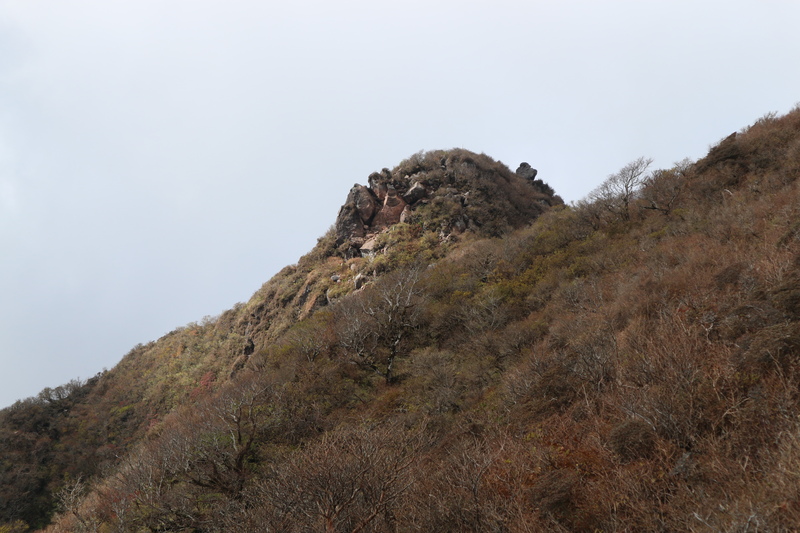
[586,157,653,222]
[335,268,424,383]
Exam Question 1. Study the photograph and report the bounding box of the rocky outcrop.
[517,161,558,200]
[368,169,393,202]
[335,172,428,252]
[372,186,408,230]
[516,162,538,181]
[334,149,562,255]
[334,184,379,245]
[402,182,427,204]
[353,185,377,224]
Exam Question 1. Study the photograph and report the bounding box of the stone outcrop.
[352,185,377,224]
[368,169,393,202]
[372,186,408,230]
[334,149,561,256]
[335,174,423,253]
[516,162,538,181]
[402,182,427,204]
[517,161,558,200]
[334,184,379,245]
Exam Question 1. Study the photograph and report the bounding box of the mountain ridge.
[3,108,800,531]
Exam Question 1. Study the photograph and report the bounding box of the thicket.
[3,106,800,531]
[391,148,561,237]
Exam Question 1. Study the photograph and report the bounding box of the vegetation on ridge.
[3,107,800,531]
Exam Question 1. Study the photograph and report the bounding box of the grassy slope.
[4,108,800,531]
[1,149,554,531]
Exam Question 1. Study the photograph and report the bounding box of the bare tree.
[639,157,692,215]
[96,374,284,531]
[253,421,425,533]
[586,157,654,222]
[335,268,424,383]
[55,475,101,533]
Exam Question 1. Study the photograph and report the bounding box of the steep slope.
[5,105,800,532]
[0,149,559,531]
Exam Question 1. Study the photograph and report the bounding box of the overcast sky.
[1,1,799,408]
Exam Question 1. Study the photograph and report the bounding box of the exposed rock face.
[517,161,558,200]
[334,149,562,255]
[368,169,392,202]
[353,272,368,289]
[334,184,379,245]
[353,185,377,224]
[399,205,413,223]
[360,235,380,256]
[402,182,427,204]
[372,186,408,230]
[516,162,538,181]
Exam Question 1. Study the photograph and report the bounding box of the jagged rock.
[516,162,538,181]
[334,184,378,245]
[360,235,380,256]
[335,186,366,245]
[372,186,408,230]
[516,162,559,199]
[334,149,562,249]
[353,185,377,224]
[368,170,391,202]
[402,182,427,204]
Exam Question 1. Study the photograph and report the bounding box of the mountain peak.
[334,149,562,257]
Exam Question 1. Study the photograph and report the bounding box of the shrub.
[529,469,580,520]
[608,419,657,462]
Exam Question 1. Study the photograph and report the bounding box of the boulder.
[371,186,408,230]
[368,171,389,202]
[353,273,368,289]
[334,203,364,245]
[402,182,427,204]
[516,162,557,198]
[352,185,377,224]
[516,162,538,181]
[334,184,377,244]
[360,235,380,256]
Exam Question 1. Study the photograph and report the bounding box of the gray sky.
[1,1,799,408]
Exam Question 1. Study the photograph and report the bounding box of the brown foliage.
[608,419,657,462]
[17,106,800,532]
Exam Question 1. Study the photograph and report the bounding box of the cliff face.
[334,149,562,256]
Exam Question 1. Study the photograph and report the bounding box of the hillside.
[0,149,560,531]
[3,107,800,532]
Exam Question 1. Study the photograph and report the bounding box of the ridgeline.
[3,107,800,532]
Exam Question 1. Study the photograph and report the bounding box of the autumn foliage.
[3,107,800,531]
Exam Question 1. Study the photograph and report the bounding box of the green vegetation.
[3,107,800,531]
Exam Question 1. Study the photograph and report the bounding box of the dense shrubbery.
[394,149,560,237]
[4,106,800,531]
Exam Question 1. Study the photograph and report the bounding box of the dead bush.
[529,468,580,520]
[608,419,657,462]
[737,322,800,375]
